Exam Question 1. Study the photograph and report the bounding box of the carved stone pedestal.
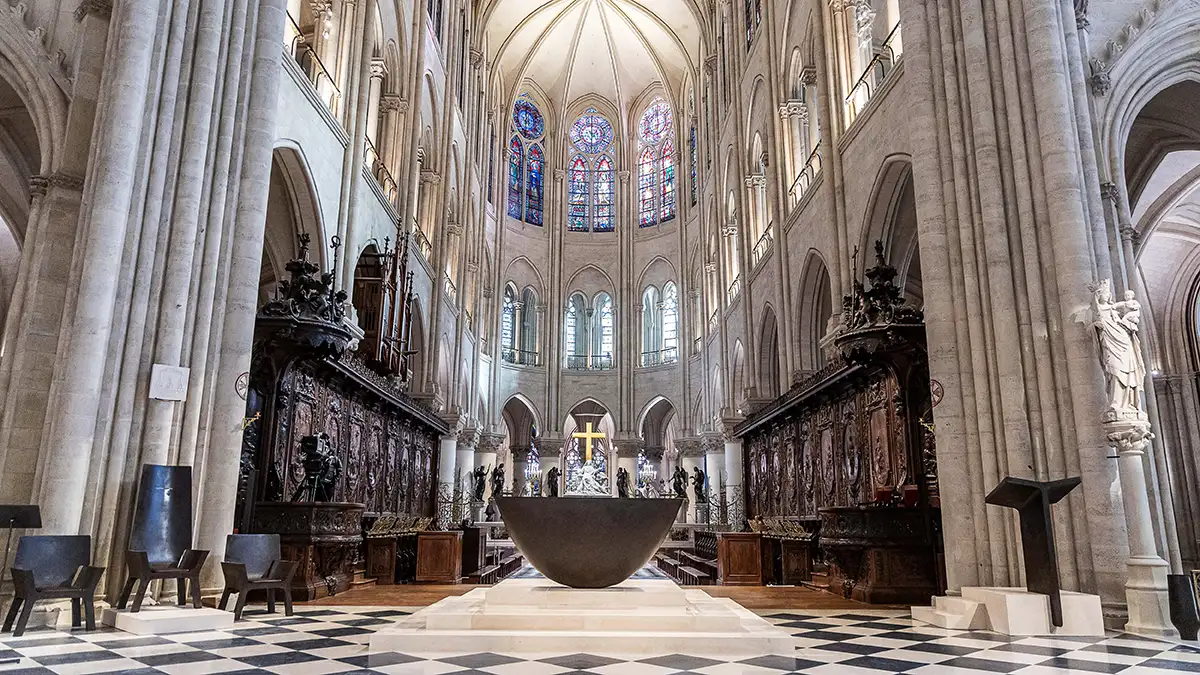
[252,501,365,600]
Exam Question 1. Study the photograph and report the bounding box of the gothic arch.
[502,393,542,444]
[758,304,781,398]
[796,248,833,372]
[564,262,616,298]
[502,255,546,298]
[268,144,328,270]
[859,155,921,306]
[635,255,678,291]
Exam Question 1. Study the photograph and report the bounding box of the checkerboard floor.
[1,606,1197,674]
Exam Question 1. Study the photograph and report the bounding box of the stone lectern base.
[102,606,234,635]
[912,586,1104,636]
[369,577,794,656]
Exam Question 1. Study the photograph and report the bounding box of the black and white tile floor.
[0,606,1197,674]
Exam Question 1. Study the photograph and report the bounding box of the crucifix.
[572,422,606,463]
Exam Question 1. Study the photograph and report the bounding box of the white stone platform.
[370,578,795,656]
[102,606,234,635]
[912,586,1104,636]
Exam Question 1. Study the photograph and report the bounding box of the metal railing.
[285,12,342,115]
[443,274,457,303]
[727,276,742,304]
[502,347,539,366]
[641,347,679,367]
[789,143,823,205]
[693,336,703,353]
[845,23,903,125]
[365,138,400,205]
[410,227,432,262]
[565,354,614,371]
[708,310,719,333]
[752,224,774,268]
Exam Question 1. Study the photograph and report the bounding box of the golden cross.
[572,422,606,463]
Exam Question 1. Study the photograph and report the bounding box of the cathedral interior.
[1,0,1200,671]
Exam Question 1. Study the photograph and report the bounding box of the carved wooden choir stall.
[238,234,447,600]
[735,243,944,604]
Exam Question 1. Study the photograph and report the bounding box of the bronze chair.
[116,464,209,612]
[3,535,104,637]
[219,534,298,620]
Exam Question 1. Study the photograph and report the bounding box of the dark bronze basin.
[495,496,684,588]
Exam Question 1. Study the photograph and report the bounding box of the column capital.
[675,437,705,458]
[617,170,631,184]
[554,168,566,182]
[534,435,564,457]
[440,411,466,435]
[700,434,725,454]
[381,94,406,114]
[477,432,505,453]
[74,0,112,22]
[744,174,767,189]
[1099,181,1120,203]
[704,54,718,73]
[457,426,481,450]
[469,48,484,67]
[778,100,809,121]
[369,59,387,79]
[420,169,441,185]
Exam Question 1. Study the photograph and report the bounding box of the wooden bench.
[659,555,679,578]
[678,565,711,586]
[476,564,500,584]
[679,551,718,579]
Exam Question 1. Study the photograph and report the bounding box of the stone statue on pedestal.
[545,466,560,497]
[471,465,488,502]
[617,468,631,498]
[1092,279,1146,414]
[672,466,688,499]
[691,466,706,504]
[491,462,506,498]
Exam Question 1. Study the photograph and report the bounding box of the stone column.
[703,435,725,525]
[435,434,458,530]
[535,436,563,497]
[35,0,164,536]
[455,427,479,512]
[194,0,289,585]
[364,59,386,151]
[510,447,530,496]
[678,439,704,523]
[614,435,641,497]
[1104,412,1174,637]
[724,434,745,531]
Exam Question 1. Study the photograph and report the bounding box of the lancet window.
[566,111,616,232]
[507,95,546,225]
[637,98,677,227]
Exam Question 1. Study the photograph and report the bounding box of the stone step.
[911,604,985,630]
[371,626,795,656]
[424,604,745,632]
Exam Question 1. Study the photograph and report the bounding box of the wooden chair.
[219,534,298,620]
[3,536,104,637]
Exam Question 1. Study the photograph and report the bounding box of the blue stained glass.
[570,113,613,154]
[689,126,698,206]
[638,147,657,227]
[513,97,545,140]
[568,155,589,231]
[594,156,614,231]
[638,99,672,146]
[526,143,544,225]
[507,136,523,219]
[660,139,676,222]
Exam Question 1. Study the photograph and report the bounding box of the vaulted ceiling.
[482,0,704,122]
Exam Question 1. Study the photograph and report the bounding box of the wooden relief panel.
[744,369,914,520]
[263,363,438,516]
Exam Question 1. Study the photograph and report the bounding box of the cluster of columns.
[0,0,289,596]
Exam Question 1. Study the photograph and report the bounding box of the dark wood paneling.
[416,531,463,584]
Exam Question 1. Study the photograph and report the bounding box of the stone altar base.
[102,606,234,635]
[370,578,794,656]
[912,586,1104,636]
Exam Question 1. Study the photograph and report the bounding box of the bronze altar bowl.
[495,496,684,588]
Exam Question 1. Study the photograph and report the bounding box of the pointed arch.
[758,304,781,398]
[797,249,833,372]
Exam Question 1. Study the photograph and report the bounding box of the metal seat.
[3,535,104,637]
[219,534,298,620]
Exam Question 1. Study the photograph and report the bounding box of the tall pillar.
[724,433,745,531]
[535,436,563,497]
[455,427,479,515]
[436,434,457,530]
[506,447,527,496]
[678,439,704,523]
[194,0,289,584]
[614,435,640,497]
[364,59,386,151]
[35,0,164,536]
[702,435,725,525]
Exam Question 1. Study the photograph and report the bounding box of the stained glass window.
[570,112,614,154]
[564,299,579,358]
[513,97,545,140]
[689,126,698,206]
[660,138,676,222]
[594,156,614,231]
[526,143,544,225]
[597,294,614,361]
[663,282,678,357]
[639,99,672,146]
[567,155,589,231]
[638,147,657,227]
[501,286,517,354]
[507,136,523,219]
